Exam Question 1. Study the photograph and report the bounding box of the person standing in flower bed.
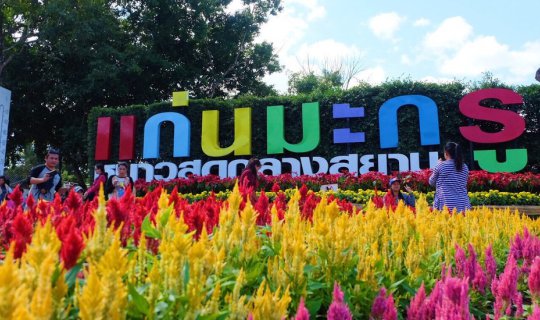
[83,163,108,201]
[105,162,134,200]
[239,158,261,204]
[383,177,415,209]
[429,142,471,213]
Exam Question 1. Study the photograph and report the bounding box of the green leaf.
[128,283,150,316]
[142,216,161,239]
[183,261,190,291]
[305,297,323,316]
[65,263,83,289]
[159,207,172,228]
[197,311,230,320]
[307,281,326,291]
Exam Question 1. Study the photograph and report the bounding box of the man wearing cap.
[383,177,415,210]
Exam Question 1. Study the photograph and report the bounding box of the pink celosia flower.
[492,255,520,319]
[529,257,540,300]
[370,287,397,320]
[328,282,352,320]
[485,245,498,283]
[295,298,310,320]
[407,283,427,320]
[528,305,540,320]
[435,277,470,320]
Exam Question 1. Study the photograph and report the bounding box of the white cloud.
[423,16,472,51]
[420,76,455,84]
[256,0,327,92]
[401,54,412,65]
[413,18,430,27]
[225,0,244,14]
[368,12,405,40]
[439,37,540,83]
[356,66,386,85]
[439,36,509,76]
[292,39,364,69]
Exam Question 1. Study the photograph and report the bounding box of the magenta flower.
[295,298,310,320]
[407,283,427,320]
[485,245,498,283]
[528,305,540,320]
[435,277,471,320]
[530,257,540,301]
[328,282,352,320]
[492,255,520,319]
[370,287,397,320]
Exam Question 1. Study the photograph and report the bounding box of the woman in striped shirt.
[429,142,471,213]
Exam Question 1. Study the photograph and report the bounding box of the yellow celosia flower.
[250,280,291,320]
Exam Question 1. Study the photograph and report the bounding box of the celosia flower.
[435,277,470,320]
[528,305,540,320]
[11,212,33,258]
[370,287,397,320]
[60,227,85,269]
[295,298,310,320]
[492,255,520,319]
[485,245,498,283]
[530,257,540,301]
[328,282,352,320]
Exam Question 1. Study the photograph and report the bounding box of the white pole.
[0,87,11,176]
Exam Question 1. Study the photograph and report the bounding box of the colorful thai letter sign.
[93,89,530,181]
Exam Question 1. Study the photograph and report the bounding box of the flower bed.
[135,170,540,196]
[1,186,540,318]
[173,188,540,207]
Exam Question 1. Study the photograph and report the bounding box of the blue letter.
[379,95,440,148]
[143,112,190,159]
[332,103,365,143]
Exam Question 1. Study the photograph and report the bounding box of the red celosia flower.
[60,226,84,269]
[11,212,33,259]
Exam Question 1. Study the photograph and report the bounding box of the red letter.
[119,115,136,160]
[95,117,112,161]
[459,88,525,143]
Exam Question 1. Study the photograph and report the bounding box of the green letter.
[474,149,528,172]
[267,102,320,154]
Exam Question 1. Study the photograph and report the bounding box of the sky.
[228,0,540,93]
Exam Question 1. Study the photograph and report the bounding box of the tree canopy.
[2,0,282,185]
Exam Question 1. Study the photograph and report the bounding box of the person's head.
[45,149,60,168]
[74,186,84,195]
[246,158,262,173]
[389,177,401,194]
[94,163,105,175]
[117,162,129,177]
[0,176,6,186]
[444,142,464,171]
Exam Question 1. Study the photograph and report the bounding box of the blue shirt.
[429,160,471,213]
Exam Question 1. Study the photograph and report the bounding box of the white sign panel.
[0,87,11,175]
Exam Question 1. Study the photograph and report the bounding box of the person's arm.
[405,193,415,207]
[28,165,47,185]
[86,175,106,196]
[429,164,440,187]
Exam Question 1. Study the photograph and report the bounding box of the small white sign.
[320,184,338,192]
[0,87,11,176]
